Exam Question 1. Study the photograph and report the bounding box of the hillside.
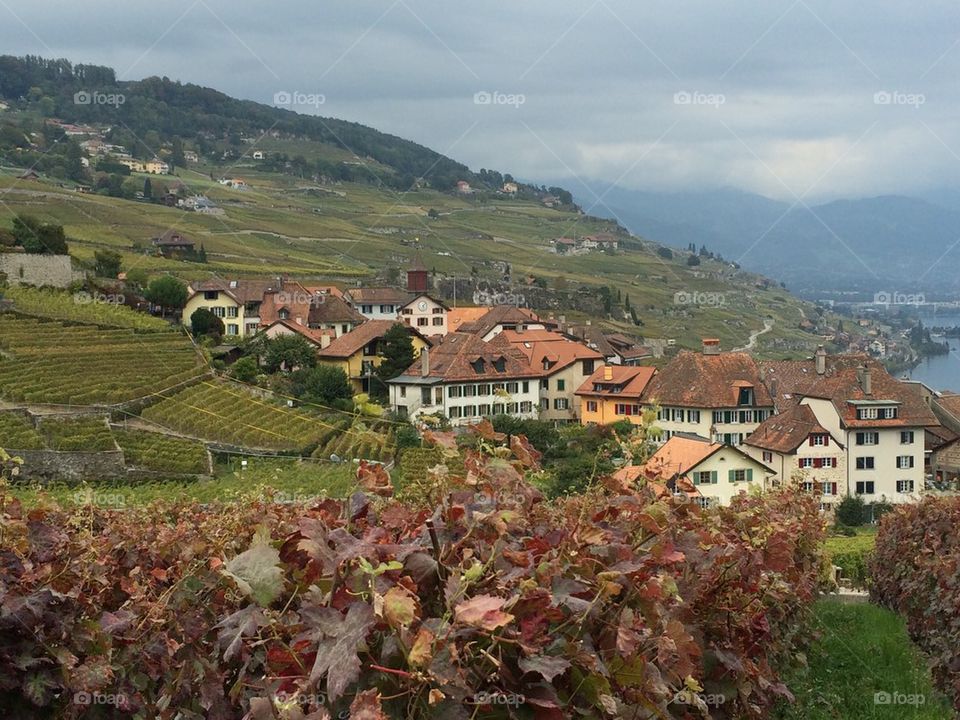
[0,56,830,355]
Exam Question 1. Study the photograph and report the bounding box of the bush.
[190,308,225,339]
[290,364,352,405]
[871,497,960,712]
[230,356,259,383]
[834,495,865,526]
[0,446,825,719]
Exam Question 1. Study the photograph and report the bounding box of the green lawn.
[775,600,954,719]
[825,526,878,588]
[7,457,359,507]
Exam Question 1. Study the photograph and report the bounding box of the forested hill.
[0,55,537,193]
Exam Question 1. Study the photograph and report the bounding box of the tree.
[125,268,149,290]
[171,137,186,169]
[290,364,352,404]
[656,246,673,260]
[93,249,122,278]
[143,177,153,200]
[427,208,439,219]
[263,334,317,373]
[687,254,701,266]
[144,275,187,317]
[835,495,865,527]
[197,244,208,263]
[229,356,259,383]
[373,323,415,396]
[190,308,225,339]
[12,215,68,254]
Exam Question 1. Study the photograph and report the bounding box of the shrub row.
[0,442,826,719]
[870,497,960,711]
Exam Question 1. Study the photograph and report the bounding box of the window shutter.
[831,482,837,495]
[809,436,815,446]
[746,468,753,482]
[728,469,735,482]
[711,471,717,484]
[823,435,829,447]
[814,458,822,469]
[798,458,804,468]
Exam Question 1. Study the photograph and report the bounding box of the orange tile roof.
[394,332,539,381]
[501,330,602,374]
[744,404,834,453]
[317,320,425,359]
[643,435,722,478]
[447,307,490,332]
[263,319,333,346]
[575,365,657,399]
[642,350,773,408]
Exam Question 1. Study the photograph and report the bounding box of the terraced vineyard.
[0,411,45,449]
[4,285,172,331]
[38,416,116,451]
[112,429,210,474]
[310,417,396,463]
[141,381,337,451]
[0,316,205,404]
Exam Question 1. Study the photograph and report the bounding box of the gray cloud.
[2,0,959,200]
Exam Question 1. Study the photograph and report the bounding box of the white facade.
[390,378,540,426]
[400,295,448,336]
[654,406,773,446]
[685,447,772,507]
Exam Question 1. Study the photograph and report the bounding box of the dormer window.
[278,309,290,320]
[737,387,755,406]
[472,359,486,373]
[493,358,506,373]
[856,406,897,420]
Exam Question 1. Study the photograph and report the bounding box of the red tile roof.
[642,351,773,408]
[344,287,412,305]
[500,330,603,374]
[394,332,539,382]
[643,435,723,478]
[745,404,836,453]
[317,320,424,359]
[447,306,491,332]
[575,365,657,399]
[457,306,549,337]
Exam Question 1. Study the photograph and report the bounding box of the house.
[742,404,846,512]
[342,287,412,321]
[582,233,619,250]
[502,182,519,194]
[456,180,472,194]
[568,326,651,365]
[118,158,168,174]
[219,177,248,189]
[625,434,774,507]
[502,329,603,422]
[641,339,774,445]
[456,305,552,342]
[183,150,199,163]
[756,347,939,505]
[542,195,561,208]
[550,238,584,255]
[400,294,449,336]
[406,253,430,294]
[152,230,195,258]
[261,319,333,349]
[180,195,223,215]
[317,320,431,395]
[576,364,657,426]
[183,278,282,337]
[252,151,265,160]
[387,332,541,425]
[17,170,40,181]
[446,306,491,333]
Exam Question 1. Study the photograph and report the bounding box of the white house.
[399,294,449,336]
[388,332,541,425]
[342,287,412,321]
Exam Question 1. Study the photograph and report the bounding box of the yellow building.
[316,320,430,394]
[183,279,280,338]
[576,364,657,425]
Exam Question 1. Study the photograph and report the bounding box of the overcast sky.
[2,1,959,201]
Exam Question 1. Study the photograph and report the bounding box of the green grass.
[825,527,878,588]
[7,457,359,507]
[774,600,954,719]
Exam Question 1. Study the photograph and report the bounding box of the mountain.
[576,183,960,298]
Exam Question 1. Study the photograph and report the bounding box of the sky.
[2,1,959,202]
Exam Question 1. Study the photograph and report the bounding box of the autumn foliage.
[870,496,960,712]
[0,434,826,719]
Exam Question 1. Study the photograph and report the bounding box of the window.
[857,407,878,420]
[432,317,444,326]
[399,386,406,398]
[583,359,595,375]
[819,502,834,513]
[799,457,814,469]
[417,317,428,326]
[615,403,642,416]
[762,451,773,463]
[810,434,827,446]
[448,407,462,419]
[432,307,444,314]
[507,402,518,414]
[361,305,372,314]
[448,386,462,398]
[897,479,915,493]
[472,359,485,373]
[692,470,717,485]
[821,481,838,496]
[203,291,218,300]
[540,378,549,390]
[421,388,432,406]
[435,388,443,405]
[477,384,491,396]
[689,410,701,424]
[478,404,491,416]
[493,403,504,415]
[462,385,476,397]
[729,469,752,483]
[401,308,413,315]
[520,401,533,413]
[493,359,506,372]
[738,387,754,406]
[212,306,225,318]
[882,407,898,419]
[855,457,875,470]
[379,305,391,314]
[896,455,914,469]
[556,379,566,391]
[587,401,598,412]
[855,432,878,445]
[462,405,476,417]
[226,306,238,318]
[554,398,569,410]
[522,381,529,393]
[802,481,815,493]
[712,411,723,424]
[540,398,549,410]
[901,431,915,444]
[507,382,519,394]
[226,324,238,336]
[855,481,875,495]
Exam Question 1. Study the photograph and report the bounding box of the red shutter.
[808,436,815,446]
[823,435,829,447]
[814,458,822,468]
[798,458,804,468]
[831,482,837,495]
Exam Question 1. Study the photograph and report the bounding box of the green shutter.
[711,471,717,484]
[746,468,753,482]
[728,469,735,482]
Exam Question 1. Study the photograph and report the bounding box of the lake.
[908,310,960,392]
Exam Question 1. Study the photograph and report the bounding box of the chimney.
[862,365,872,395]
[702,338,720,355]
[421,346,430,377]
[603,365,613,381]
[815,345,826,375]
[320,333,332,349]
